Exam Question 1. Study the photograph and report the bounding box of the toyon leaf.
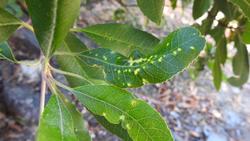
[38,94,91,141]
[242,22,250,44]
[80,23,160,57]
[208,26,225,43]
[136,0,165,24]
[94,114,132,141]
[56,33,105,87]
[0,42,16,62]
[56,34,131,140]
[0,8,22,42]
[73,85,174,141]
[0,0,7,8]
[170,0,177,9]
[213,60,222,90]
[228,37,249,87]
[25,0,81,57]
[215,37,227,65]
[230,0,250,20]
[55,33,131,141]
[192,0,212,19]
[216,0,240,21]
[77,27,205,88]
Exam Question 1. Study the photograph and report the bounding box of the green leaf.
[230,0,250,20]
[0,0,7,8]
[213,60,222,90]
[25,0,81,57]
[215,37,227,65]
[208,26,225,43]
[216,0,240,20]
[56,33,105,87]
[56,34,131,140]
[80,23,160,57]
[73,85,174,141]
[0,42,16,62]
[242,22,250,44]
[38,94,91,141]
[136,0,165,24]
[77,27,205,88]
[0,8,21,42]
[228,37,249,87]
[192,0,213,19]
[94,115,132,141]
[170,0,177,9]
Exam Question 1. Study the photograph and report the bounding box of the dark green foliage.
[194,0,250,89]
[78,26,205,88]
[137,0,165,24]
[25,0,81,57]
[0,8,21,42]
[38,94,91,141]
[73,85,174,141]
[192,0,212,19]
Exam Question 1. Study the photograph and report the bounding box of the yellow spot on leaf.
[120,115,125,120]
[173,51,177,56]
[103,56,107,60]
[134,68,140,75]
[131,100,137,107]
[126,124,131,130]
[158,57,163,62]
[142,79,149,84]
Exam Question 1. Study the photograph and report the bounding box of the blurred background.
[0,0,250,141]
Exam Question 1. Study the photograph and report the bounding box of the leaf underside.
[0,42,16,62]
[136,0,165,24]
[56,33,105,87]
[0,8,21,42]
[77,27,205,88]
[73,85,174,141]
[81,23,160,57]
[94,114,133,141]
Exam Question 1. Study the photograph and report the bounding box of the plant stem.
[40,75,47,116]
[21,22,34,32]
[39,58,50,116]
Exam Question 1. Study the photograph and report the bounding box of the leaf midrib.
[55,95,79,141]
[45,0,58,57]
[78,34,199,69]
[55,95,64,141]
[0,22,21,27]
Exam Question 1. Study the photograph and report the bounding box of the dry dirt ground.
[0,0,250,141]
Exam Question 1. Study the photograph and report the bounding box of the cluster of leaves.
[0,0,207,141]
[191,0,250,90]
[114,0,250,90]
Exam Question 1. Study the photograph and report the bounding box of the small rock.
[207,133,227,141]
[20,64,41,83]
[223,110,242,127]
[3,86,40,124]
